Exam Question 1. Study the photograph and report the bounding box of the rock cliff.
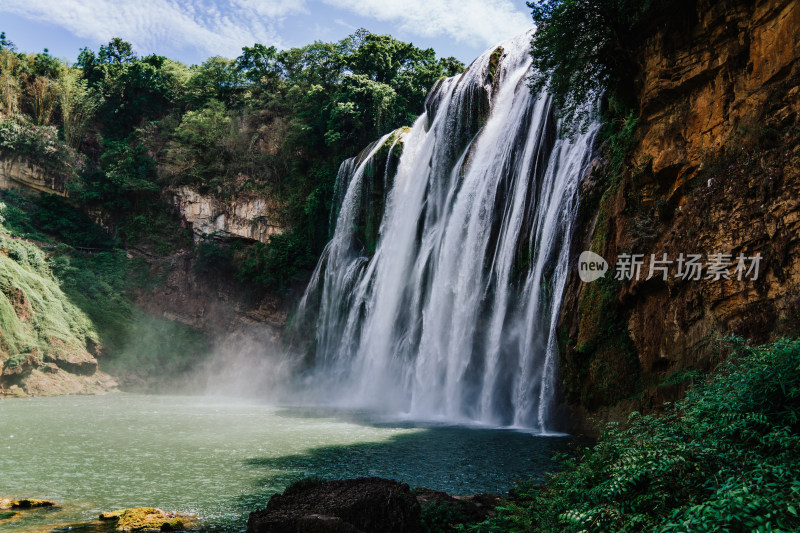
[167,187,286,243]
[0,157,67,196]
[559,0,800,431]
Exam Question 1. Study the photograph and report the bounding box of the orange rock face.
[634,0,800,186]
[559,0,800,432]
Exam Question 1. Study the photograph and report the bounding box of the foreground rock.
[0,498,55,509]
[99,507,192,531]
[414,489,502,526]
[247,478,422,533]
[0,498,56,524]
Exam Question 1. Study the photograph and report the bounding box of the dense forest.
[0,29,462,288]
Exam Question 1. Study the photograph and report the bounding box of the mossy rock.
[487,46,504,84]
[99,507,188,531]
[11,498,55,509]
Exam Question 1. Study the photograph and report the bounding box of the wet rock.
[247,478,422,533]
[46,338,98,376]
[99,507,191,531]
[415,489,502,529]
[7,498,55,509]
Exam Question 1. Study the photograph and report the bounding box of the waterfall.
[296,30,597,432]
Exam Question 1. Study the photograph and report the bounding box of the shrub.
[527,0,695,133]
[471,337,800,532]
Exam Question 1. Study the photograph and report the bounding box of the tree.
[58,69,102,148]
[236,44,279,89]
[526,0,695,132]
[184,56,243,108]
[0,32,16,52]
[166,99,232,184]
[78,39,175,137]
[526,0,646,132]
[276,42,344,87]
[98,38,135,64]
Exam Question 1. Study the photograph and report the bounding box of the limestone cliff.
[0,157,67,196]
[559,0,800,431]
[166,187,286,243]
[129,247,288,335]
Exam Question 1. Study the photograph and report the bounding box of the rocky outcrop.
[167,187,286,243]
[0,157,67,195]
[414,489,501,526]
[1,498,55,509]
[559,0,800,432]
[247,478,422,533]
[632,0,800,197]
[130,248,288,333]
[99,507,193,531]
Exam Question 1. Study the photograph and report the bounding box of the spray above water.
[296,30,598,431]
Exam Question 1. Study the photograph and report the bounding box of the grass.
[0,230,98,367]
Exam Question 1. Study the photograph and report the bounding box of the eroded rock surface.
[559,0,800,432]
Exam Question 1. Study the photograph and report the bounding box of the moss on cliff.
[560,186,641,409]
[0,227,99,375]
[0,195,210,394]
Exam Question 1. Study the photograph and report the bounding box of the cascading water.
[297,30,598,431]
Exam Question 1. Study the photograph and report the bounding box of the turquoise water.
[0,394,570,532]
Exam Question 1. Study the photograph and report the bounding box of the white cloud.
[0,0,307,60]
[334,18,357,31]
[0,0,529,63]
[322,0,531,48]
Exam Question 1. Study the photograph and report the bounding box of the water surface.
[0,394,570,531]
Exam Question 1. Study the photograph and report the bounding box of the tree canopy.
[0,28,465,288]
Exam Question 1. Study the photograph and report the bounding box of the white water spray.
[297,31,597,431]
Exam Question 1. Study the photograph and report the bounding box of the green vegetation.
[0,201,98,370]
[0,29,463,289]
[527,0,694,133]
[470,337,800,532]
[0,193,208,387]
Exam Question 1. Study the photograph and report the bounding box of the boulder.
[9,498,55,509]
[45,338,97,376]
[99,507,190,531]
[415,488,501,525]
[247,478,422,533]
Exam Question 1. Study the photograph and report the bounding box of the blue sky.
[0,0,532,66]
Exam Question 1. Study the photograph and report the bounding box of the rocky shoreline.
[0,499,198,532]
[1,478,503,533]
